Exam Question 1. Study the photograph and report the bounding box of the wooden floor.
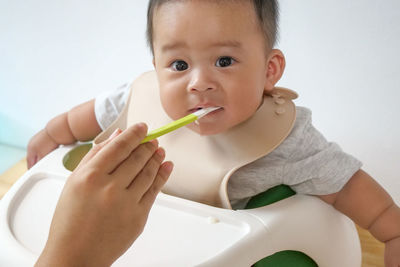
[0,158,385,266]
[0,158,27,198]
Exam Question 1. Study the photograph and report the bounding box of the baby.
[28,0,400,265]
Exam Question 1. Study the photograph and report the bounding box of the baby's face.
[152,0,270,135]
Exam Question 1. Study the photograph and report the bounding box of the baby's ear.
[152,58,156,68]
[264,49,286,92]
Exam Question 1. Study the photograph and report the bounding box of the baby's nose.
[188,69,217,92]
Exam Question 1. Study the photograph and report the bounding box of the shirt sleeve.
[282,107,363,195]
[94,82,131,130]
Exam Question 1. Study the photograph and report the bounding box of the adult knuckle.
[114,138,129,150]
[132,150,145,163]
[142,166,155,178]
[125,125,144,144]
[135,146,153,162]
[144,142,157,154]
[153,152,163,163]
[132,126,144,140]
[148,155,159,165]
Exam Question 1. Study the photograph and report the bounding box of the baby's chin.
[186,123,228,136]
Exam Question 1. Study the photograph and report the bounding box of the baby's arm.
[27,99,102,168]
[318,169,400,266]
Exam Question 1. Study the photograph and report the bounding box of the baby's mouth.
[189,107,204,112]
[189,105,223,113]
[189,107,223,120]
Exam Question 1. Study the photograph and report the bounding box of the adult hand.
[35,123,173,267]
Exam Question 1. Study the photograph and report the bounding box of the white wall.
[1,1,399,203]
[0,0,153,146]
[278,0,400,204]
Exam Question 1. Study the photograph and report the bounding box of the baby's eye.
[171,60,188,71]
[216,57,235,67]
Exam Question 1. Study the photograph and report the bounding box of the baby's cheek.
[160,92,181,120]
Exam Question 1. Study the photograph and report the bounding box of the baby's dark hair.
[146,0,279,55]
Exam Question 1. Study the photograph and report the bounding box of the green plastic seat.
[245,185,318,267]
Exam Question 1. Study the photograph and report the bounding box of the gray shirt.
[95,83,362,209]
[228,106,362,209]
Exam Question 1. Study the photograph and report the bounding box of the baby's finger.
[139,161,173,209]
[88,123,147,173]
[111,140,159,187]
[27,151,38,169]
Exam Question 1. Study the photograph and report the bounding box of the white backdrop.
[1,0,399,204]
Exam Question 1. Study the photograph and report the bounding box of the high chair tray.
[0,145,361,267]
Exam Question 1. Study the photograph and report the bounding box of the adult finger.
[139,161,173,208]
[111,140,159,187]
[76,128,122,170]
[88,123,147,173]
[128,147,165,192]
[126,147,165,198]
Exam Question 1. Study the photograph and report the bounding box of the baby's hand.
[385,236,400,267]
[27,129,59,169]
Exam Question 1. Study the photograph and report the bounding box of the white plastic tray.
[0,145,361,267]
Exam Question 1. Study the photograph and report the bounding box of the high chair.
[0,143,361,266]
